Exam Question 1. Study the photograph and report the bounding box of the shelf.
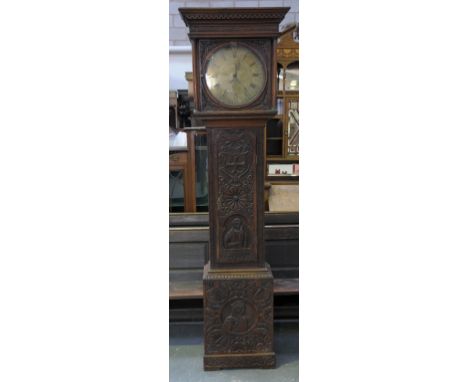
[170,278,299,300]
[268,174,298,177]
[267,158,299,162]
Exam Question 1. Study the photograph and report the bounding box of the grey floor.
[169,320,298,382]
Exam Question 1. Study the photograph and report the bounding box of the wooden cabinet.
[266,24,299,182]
[169,128,208,213]
[169,149,195,212]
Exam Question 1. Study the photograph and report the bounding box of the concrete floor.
[170,320,299,382]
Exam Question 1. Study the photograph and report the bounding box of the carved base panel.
[203,263,275,370]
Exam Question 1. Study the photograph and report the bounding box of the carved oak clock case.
[179,7,289,370]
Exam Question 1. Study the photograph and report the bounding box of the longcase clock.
[179,7,289,370]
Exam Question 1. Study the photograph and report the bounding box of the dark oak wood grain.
[179,7,289,370]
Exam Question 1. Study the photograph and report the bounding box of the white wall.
[169,47,192,91]
[168,0,299,90]
[169,0,299,46]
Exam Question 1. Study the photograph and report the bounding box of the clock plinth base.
[203,263,276,370]
[204,352,276,371]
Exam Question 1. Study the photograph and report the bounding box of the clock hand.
[230,64,240,83]
[234,61,241,77]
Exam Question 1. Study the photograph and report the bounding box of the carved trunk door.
[208,126,265,269]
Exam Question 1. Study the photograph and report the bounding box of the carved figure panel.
[222,215,249,249]
[204,277,274,355]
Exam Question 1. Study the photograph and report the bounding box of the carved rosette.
[204,276,274,355]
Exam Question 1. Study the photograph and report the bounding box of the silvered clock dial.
[204,44,266,107]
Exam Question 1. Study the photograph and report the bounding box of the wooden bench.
[170,278,299,300]
[169,212,299,321]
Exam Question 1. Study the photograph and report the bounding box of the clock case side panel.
[256,125,266,268]
[191,39,202,112]
[197,39,274,112]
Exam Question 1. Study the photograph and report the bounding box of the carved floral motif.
[216,129,254,217]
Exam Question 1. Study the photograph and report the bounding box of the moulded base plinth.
[204,352,276,371]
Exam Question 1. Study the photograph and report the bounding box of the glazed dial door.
[204,44,266,107]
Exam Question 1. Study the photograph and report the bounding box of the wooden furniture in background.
[169,127,208,213]
[169,212,299,321]
[266,24,299,183]
[169,148,195,212]
[268,184,299,212]
[185,126,209,212]
[169,90,178,129]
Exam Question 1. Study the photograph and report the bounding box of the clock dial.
[204,45,266,107]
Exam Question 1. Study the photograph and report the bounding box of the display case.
[266,24,299,182]
[169,70,209,213]
[169,126,208,213]
[191,128,209,212]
